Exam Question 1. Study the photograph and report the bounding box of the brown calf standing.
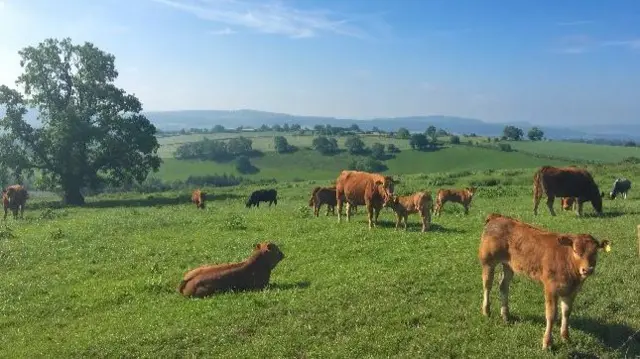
[561,197,576,211]
[191,189,206,209]
[308,186,337,216]
[433,186,476,216]
[178,241,285,298]
[3,184,28,220]
[479,213,610,350]
[383,191,433,232]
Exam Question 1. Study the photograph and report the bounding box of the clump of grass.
[220,212,247,230]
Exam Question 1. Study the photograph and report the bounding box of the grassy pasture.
[155,146,572,182]
[1,165,639,358]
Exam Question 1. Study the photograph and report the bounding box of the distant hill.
[2,107,639,141]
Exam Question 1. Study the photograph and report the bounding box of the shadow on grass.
[366,220,465,233]
[515,314,639,356]
[268,281,311,291]
[581,210,640,219]
[28,193,248,210]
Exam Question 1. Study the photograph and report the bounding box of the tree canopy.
[0,38,161,204]
[527,127,544,141]
[503,125,524,141]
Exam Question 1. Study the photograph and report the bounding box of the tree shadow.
[516,314,639,355]
[77,193,247,209]
[267,281,311,291]
[582,210,640,218]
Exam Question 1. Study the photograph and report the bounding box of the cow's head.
[374,179,395,203]
[558,235,611,279]
[254,241,285,269]
[591,191,604,214]
[561,197,575,210]
[465,187,477,198]
[382,194,399,209]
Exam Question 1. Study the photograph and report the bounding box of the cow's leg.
[274,198,277,206]
[546,196,556,216]
[394,213,401,230]
[464,203,470,215]
[314,204,319,217]
[624,192,627,199]
[499,264,514,321]
[576,200,584,217]
[481,263,495,316]
[403,214,408,231]
[559,292,576,342]
[346,202,352,222]
[373,206,381,225]
[533,191,542,216]
[420,211,429,232]
[366,203,374,229]
[542,288,558,350]
[3,207,6,220]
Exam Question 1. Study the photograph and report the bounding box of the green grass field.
[155,146,572,182]
[507,140,640,163]
[1,163,639,358]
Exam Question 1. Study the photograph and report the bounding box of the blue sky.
[0,0,639,125]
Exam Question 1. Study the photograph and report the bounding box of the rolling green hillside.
[155,146,571,182]
[506,140,640,162]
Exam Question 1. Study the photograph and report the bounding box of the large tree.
[0,38,161,205]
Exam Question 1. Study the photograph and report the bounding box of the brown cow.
[308,186,358,217]
[533,166,603,216]
[383,191,433,232]
[3,184,28,220]
[191,189,206,209]
[335,170,397,229]
[178,241,285,298]
[479,213,611,350]
[433,187,477,216]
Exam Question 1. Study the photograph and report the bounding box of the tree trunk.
[62,185,85,205]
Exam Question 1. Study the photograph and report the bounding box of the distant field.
[157,133,414,158]
[507,140,640,162]
[155,146,571,182]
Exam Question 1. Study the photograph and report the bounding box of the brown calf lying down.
[479,213,611,350]
[433,187,476,216]
[383,191,433,232]
[178,242,285,298]
[191,189,206,209]
[3,184,28,220]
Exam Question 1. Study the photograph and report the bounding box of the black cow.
[246,189,278,208]
[609,178,631,199]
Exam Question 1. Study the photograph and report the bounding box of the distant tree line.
[561,138,638,147]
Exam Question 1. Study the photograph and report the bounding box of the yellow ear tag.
[604,243,611,252]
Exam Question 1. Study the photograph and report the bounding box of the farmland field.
[1,163,639,358]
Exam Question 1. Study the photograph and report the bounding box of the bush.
[386,144,401,153]
[348,157,388,172]
[498,143,512,152]
[450,135,461,144]
[235,156,258,174]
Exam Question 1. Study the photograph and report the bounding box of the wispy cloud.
[552,34,640,54]
[209,27,236,35]
[601,39,640,50]
[151,0,379,39]
[552,34,594,54]
[556,20,595,26]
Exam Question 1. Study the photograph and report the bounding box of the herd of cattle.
[1,165,632,350]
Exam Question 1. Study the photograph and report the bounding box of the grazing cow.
[609,178,631,199]
[533,166,603,217]
[433,187,477,216]
[308,186,337,216]
[335,170,397,229]
[561,197,576,211]
[246,189,278,208]
[3,185,28,220]
[191,189,206,209]
[178,241,285,298]
[308,186,358,217]
[383,191,433,232]
[479,213,611,350]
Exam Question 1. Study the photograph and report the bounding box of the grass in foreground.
[1,170,639,358]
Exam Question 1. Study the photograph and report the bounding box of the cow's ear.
[374,180,383,186]
[254,243,261,250]
[558,236,573,247]
[599,240,612,252]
